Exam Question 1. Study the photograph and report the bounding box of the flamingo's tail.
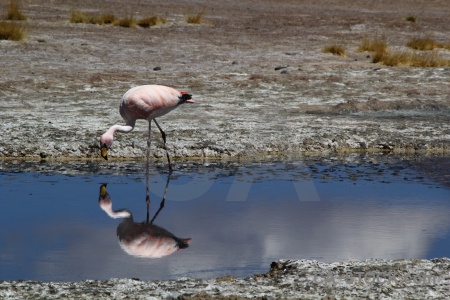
[179,92,194,103]
[176,237,192,249]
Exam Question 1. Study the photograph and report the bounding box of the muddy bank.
[1,258,449,299]
[1,153,449,188]
[1,0,449,159]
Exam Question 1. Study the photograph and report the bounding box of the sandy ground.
[1,0,450,298]
[1,0,449,160]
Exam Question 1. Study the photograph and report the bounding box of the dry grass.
[116,15,137,28]
[373,49,409,66]
[0,20,26,40]
[137,16,166,27]
[409,52,450,67]
[186,9,205,24]
[69,10,96,24]
[405,15,416,22]
[96,13,118,25]
[407,36,450,51]
[373,48,449,67]
[359,34,450,67]
[5,0,27,21]
[70,10,118,25]
[358,36,388,53]
[322,44,345,56]
[406,37,439,50]
[70,10,165,28]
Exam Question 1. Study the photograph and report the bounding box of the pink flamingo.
[100,85,195,170]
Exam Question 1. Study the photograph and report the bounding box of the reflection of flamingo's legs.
[150,169,172,224]
[146,193,150,224]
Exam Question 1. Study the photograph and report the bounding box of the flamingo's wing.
[120,85,182,121]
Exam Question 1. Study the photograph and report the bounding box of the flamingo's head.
[100,133,113,160]
[98,184,132,219]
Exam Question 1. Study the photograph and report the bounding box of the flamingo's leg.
[153,119,173,171]
[146,121,152,216]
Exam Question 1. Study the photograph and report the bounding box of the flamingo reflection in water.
[98,182,191,258]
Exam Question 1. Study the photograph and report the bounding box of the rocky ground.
[1,0,450,298]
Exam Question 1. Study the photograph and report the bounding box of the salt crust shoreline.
[1,259,449,299]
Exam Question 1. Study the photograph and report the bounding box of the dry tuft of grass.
[372,48,449,67]
[374,49,410,66]
[69,9,167,28]
[405,15,416,22]
[69,10,96,24]
[137,16,166,27]
[406,37,439,50]
[358,36,388,53]
[322,44,345,56]
[0,20,26,40]
[5,0,27,21]
[409,52,450,67]
[116,15,137,28]
[96,13,118,25]
[186,9,205,24]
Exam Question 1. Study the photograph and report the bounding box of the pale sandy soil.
[0,0,449,160]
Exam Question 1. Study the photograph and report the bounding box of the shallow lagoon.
[1,155,449,282]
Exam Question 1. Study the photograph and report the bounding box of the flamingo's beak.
[186,99,195,103]
[101,145,108,160]
[99,184,108,197]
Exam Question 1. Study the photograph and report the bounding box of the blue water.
[0,158,449,282]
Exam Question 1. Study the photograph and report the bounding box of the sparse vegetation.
[0,20,26,40]
[5,0,27,21]
[372,48,449,67]
[358,36,388,53]
[69,10,96,24]
[96,13,118,25]
[409,52,450,67]
[116,15,137,28]
[69,10,165,28]
[406,36,450,51]
[405,15,416,22]
[357,35,449,67]
[406,37,439,50]
[322,44,345,56]
[186,9,205,24]
[137,16,166,27]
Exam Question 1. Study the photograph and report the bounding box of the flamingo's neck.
[99,202,132,219]
[109,124,134,135]
[101,123,135,147]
